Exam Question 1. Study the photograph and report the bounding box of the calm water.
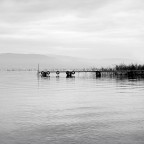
[0,71,144,144]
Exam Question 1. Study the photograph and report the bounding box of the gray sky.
[0,0,144,60]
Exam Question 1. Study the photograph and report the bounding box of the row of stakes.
[40,71,101,78]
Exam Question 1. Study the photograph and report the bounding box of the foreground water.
[0,71,144,144]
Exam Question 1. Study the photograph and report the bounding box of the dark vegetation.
[92,64,144,71]
[114,64,144,71]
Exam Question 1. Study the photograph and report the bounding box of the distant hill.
[0,53,141,70]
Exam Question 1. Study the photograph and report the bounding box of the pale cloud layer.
[0,0,144,60]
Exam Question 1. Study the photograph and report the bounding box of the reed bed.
[90,64,144,71]
[114,64,144,71]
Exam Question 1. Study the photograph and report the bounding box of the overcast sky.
[0,0,144,60]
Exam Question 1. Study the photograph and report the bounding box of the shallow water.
[0,71,144,144]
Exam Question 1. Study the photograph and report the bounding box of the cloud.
[0,0,112,22]
[0,0,144,60]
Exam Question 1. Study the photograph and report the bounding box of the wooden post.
[96,71,101,77]
[37,64,39,74]
[66,71,73,78]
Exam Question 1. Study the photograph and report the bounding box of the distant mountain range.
[0,53,142,70]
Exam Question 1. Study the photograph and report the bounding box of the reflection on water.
[0,71,144,144]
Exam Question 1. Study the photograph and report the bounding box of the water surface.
[0,71,144,144]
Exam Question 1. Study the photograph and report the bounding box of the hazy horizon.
[0,53,142,70]
[0,0,144,61]
[0,52,141,61]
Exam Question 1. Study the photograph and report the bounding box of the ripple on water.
[0,71,144,144]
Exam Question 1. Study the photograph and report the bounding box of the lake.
[0,71,144,144]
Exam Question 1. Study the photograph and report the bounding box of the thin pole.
[38,64,39,73]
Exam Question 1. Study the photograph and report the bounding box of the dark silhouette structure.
[96,71,101,77]
[66,71,75,78]
[41,71,50,77]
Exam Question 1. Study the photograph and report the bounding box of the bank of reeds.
[90,64,144,72]
[114,64,144,71]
